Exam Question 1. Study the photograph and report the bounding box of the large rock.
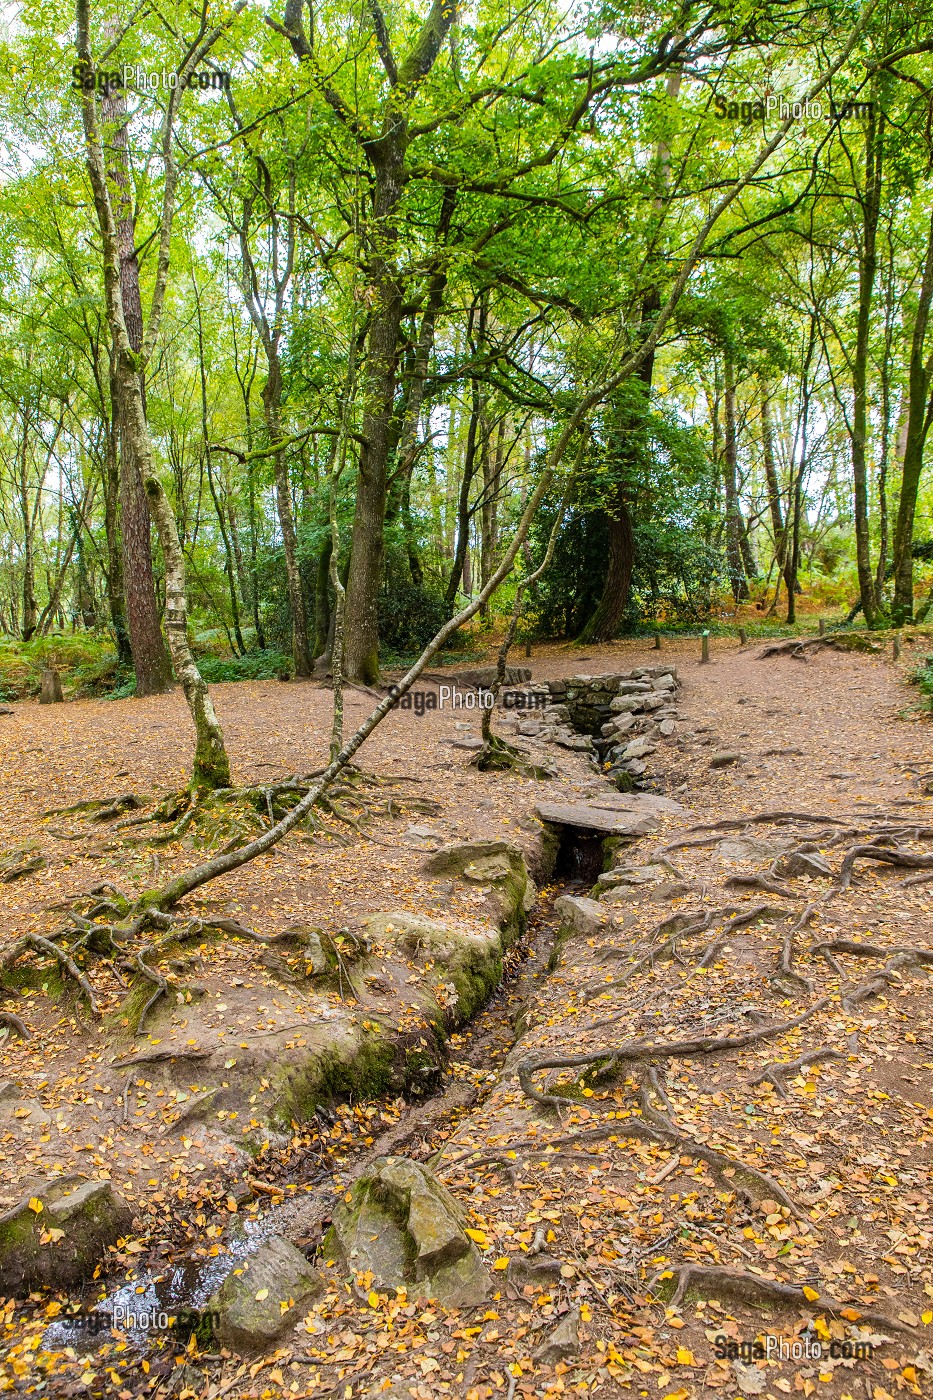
[207,1235,323,1353]
[582,792,689,818]
[621,736,656,761]
[422,840,533,939]
[324,1157,490,1308]
[365,912,503,1022]
[595,862,669,892]
[0,1176,132,1294]
[553,894,608,936]
[609,695,645,714]
[535,802,657,838]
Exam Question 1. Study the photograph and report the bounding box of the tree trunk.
[264,369,313,677]
[891,209,933,623]
[313,534,333,661]
[102,380,132,664]
[100,82,173,695]
[577,491,634,642]
[342,144,406,683]
[144,476,231,790]
[445,376,482,607]
[40,668,64,704]
[851,99,882,627]
[723,353,749,602]
[760,382,794,611]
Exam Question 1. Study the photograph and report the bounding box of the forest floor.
[0,634,932,1399]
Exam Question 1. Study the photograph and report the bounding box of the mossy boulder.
[365,912,502,1024]
[207,1235,323,1353]
[422,840,533,943]
[0,1175,132,1295]
[268,1019,396,1126]
[323,1156,489,1308]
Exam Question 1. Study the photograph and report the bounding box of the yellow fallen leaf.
[465,1228,487,1245]
[28,1198,43,1214]
[803,1285,820,1302]
[492,1257,509,1271]
[676,1347,697,1366]
[254,1288,269,1301]
[39,1229,65,1245]
[922,1311,933,1325]
[368,1290,379,1307]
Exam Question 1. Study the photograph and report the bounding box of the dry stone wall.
[500,666,682,787]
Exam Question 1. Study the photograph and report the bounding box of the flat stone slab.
[535,802,657,836]
[581,792,690,817]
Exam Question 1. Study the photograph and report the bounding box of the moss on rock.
[0,1176,132,1295]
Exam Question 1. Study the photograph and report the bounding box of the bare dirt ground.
[1,634,932,1399]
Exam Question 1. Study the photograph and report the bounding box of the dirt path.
[1,636,932,1398]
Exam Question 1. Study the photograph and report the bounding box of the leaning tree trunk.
[144,475,231,791]
[101,79,173,695]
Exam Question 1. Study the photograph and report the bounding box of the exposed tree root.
[675,811,857,836]
[44,794,141,819]
[134,943,170,1033]
[695,904,786,969]
[638,1068,802,1215]
[649,1263,921,1337]
[0,853,48,882]
[724,873,802,898]
[0,1011,29,1039]
[756,635,841,659]
[470,734,555,780]
[0,931,99,1013]
[749,1047,845,1098]
[517,995,836,1109]
[770,904,818,994]
[837,842,933,890]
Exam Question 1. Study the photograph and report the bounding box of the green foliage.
[529,385,722,637]
[0,634,128,700]
[910,656,933,709]
[196,649,292,683]
[378,578,451,656]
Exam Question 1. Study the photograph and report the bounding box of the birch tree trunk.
[144,477,230,790]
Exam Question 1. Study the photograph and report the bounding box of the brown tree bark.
[723,353,749,603]
[103,365,131,663]
[77,0,239,787]
[578,490,635,642]
[891,208,933,623]
[279,0,459,684]
[851,99,882,627]
[145,477,230,790]
[100,79,173,694]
